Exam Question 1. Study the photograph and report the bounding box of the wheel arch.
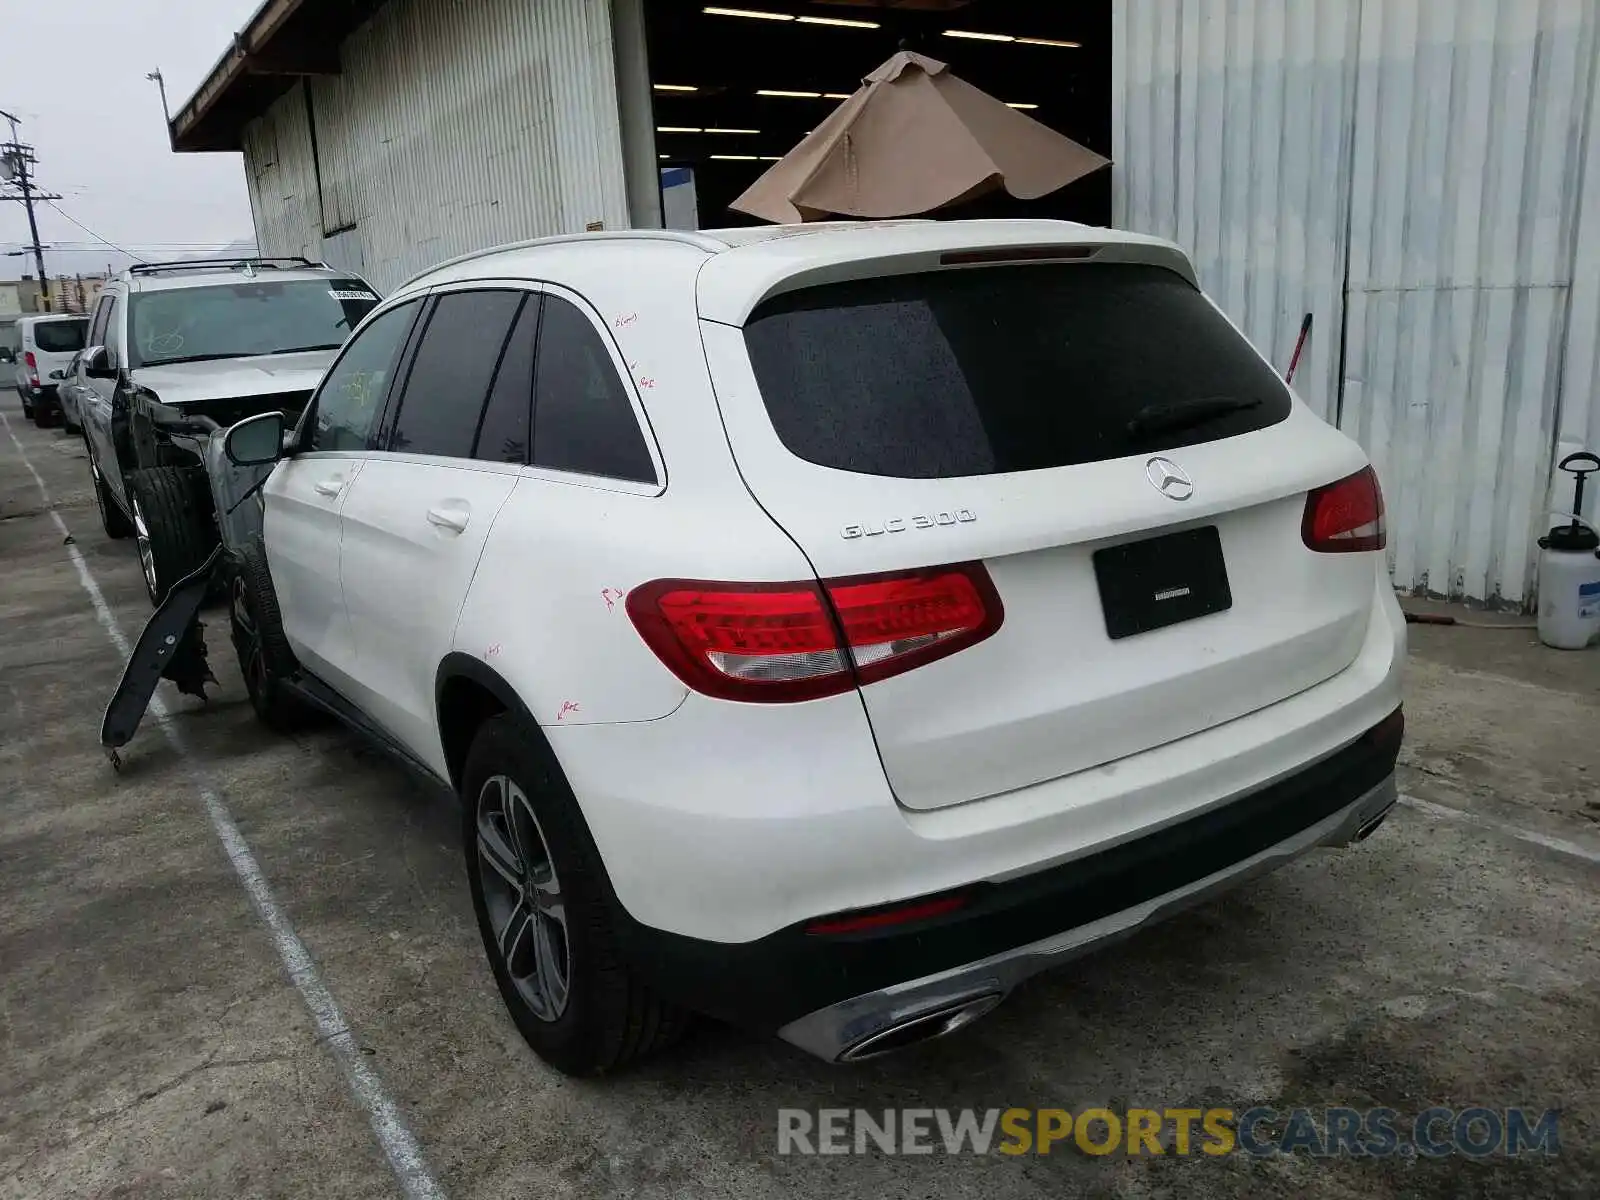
[435,652,548,794]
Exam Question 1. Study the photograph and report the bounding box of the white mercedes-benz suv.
[218,219,1405,1075]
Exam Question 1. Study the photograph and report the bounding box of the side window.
[102,298,123,366]
[532,295,655,483]
[473,295,539,464]
[307,300,420,452]
[387,290,524,458]
[87,296,111,347]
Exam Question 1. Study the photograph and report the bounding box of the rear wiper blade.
[1127,395,1263,439]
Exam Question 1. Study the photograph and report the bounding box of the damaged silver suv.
[76,257,381,602]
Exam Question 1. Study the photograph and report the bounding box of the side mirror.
[84,345,116,379]
[48,368,65,380]
[225,411,287,466]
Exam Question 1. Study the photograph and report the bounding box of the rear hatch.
[699,248,1380,811]
[27,317,88,382]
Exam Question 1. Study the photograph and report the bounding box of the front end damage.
[100,421,278,767]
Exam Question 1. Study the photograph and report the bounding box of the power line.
[40,199,145,262]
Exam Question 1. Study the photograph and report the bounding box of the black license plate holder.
[1093,526,1232,640]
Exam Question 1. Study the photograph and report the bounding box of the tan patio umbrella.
[731,50,1110,224]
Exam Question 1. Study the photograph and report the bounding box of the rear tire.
[463,715,689,1076]
[229,537,307,730]
[90,456,133,540]
[128,466,216,604]
[19,389,34,419]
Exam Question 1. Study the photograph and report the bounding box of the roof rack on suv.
[127,256,327,276]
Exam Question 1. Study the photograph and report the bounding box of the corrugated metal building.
[181,0,648,288]
[174,0,1599,608]
[1116,0,1600,608]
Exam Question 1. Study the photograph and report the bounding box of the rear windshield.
[742,263,1291,479]
[129,277,380,368]
[32,319,88,354]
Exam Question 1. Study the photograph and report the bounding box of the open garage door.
[641,0,1111,228]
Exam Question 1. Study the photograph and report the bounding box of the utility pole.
[0,108,62,313]
[146,71,173,147]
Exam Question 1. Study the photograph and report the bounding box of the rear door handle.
[313,478,345,497]
[426,505,469,533]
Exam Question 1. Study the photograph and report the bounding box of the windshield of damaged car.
[128,278,381,368]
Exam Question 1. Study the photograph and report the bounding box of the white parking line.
[1399,793,1600,867]
[2,412,445,1200]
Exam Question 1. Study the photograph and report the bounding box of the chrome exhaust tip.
[838,993,1005,1062]
[1353,805,1394,842]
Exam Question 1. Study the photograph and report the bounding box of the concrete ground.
[2,391,1596,1199]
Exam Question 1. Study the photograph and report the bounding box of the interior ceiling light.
[712,154,760,160]
[943,30,1083,48]
[758,89,823,98]
[759,155,782,161]
[656,126,702,133]
[1006,102,1039,110]
[797,15,879,27]
[704,6,794,19]
[823,92,852,99]
[705,127,760,134]
[653,84,698,92]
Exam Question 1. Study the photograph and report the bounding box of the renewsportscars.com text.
[776,1106,1561,1158]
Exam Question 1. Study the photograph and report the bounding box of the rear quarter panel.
[450,240,823,729]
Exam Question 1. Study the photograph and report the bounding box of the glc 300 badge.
[841,509,976,539]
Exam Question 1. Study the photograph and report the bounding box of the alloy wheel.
[476,774,570,1021]
[130,493,157,598]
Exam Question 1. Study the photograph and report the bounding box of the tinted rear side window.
[33,320,88,353]
[532,295,655,483]
[742,263,1291,479]
[389,290,523,458]
[473,295,538,464]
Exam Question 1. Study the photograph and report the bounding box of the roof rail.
[127,256,327,276]
[395,229,727,291]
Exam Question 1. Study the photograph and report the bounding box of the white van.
[13,313,89,427]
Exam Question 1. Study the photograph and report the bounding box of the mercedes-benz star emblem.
[1145,456,1194,501]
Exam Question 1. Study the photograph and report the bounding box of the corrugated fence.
[1116,0,1600,608]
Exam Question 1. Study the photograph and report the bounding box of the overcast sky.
[2,0,260,280]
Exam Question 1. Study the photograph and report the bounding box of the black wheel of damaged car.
[229,538,307,730]
[463,714,690,1076]
[18,388,34,419]
[128,466,216,604]
[89,454,133,540]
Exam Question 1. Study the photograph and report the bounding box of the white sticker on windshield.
[329,289,377,301]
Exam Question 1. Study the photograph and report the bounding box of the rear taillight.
[24,351,38,386]
[626,563,1004,703]
[1303,466,1386,553]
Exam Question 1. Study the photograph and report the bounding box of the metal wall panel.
[241,0,632,293]
[1341,0,1598,607]
[241,81,325,262]
[1116,0,1600,607]
[1114,0,1361,420]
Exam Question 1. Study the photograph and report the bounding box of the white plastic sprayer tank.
[1537,451,1600,650]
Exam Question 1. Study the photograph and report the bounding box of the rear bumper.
[615,708,1402,1055]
